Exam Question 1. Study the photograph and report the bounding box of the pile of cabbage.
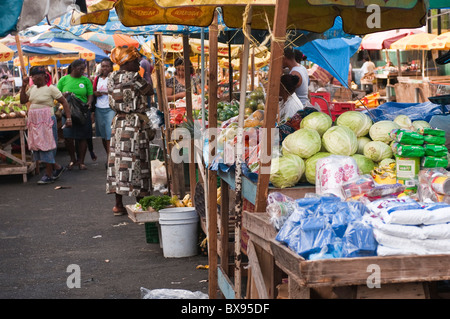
[270,110,432,188]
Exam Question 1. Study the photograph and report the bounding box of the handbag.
[62,93,89,126]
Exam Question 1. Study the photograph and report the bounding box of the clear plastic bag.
[140,287,209,299]
[341,221,377,258]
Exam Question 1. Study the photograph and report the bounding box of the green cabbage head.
[357,136,372,155]
[300,112,332,136]
[369,120,400,143]
[282,128,321,159]
[304,152,331,185]
[322,126,357,156]
[336,111,372,137]
[270,154,305,188]
[363,141,393,162]
[351,154,376,175]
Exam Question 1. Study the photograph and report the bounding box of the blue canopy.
[7,44,78,56]
[33,38,109,63]
[297,36,361,87]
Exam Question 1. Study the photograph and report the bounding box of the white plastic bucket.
[159,207,199,258]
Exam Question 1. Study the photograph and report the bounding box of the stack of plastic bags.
[272,194,378,260]
[365,197,450,256]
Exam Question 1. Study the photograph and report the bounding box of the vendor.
[279,74,304,122]
[282,46,311,107]
[165,57,193,102]
[361,56,376,77]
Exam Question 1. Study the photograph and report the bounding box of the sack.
[62,93,89,126]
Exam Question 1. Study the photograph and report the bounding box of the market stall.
[68,0,450,300]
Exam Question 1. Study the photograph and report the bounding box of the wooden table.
[0,118,35,183]
[243,211,450,299]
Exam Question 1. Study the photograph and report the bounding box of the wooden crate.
[0,118,27,129]
[125,205,159,223]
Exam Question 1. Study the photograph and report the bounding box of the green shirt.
[57,75,93,103]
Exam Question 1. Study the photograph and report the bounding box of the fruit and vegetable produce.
[336,111,372,137]
[357,136,372,155]
[363,140,393,162]
[282,128,321,159]
[369,120,400,143]
[322,126,357,156]
[299,112,332,136]
[0,95,28,119]
[351,154,376,175]
[270,153,305,188]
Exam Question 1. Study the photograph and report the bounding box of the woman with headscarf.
[107,46,155,216]
[57,59,94,170]
[20,66,72,184]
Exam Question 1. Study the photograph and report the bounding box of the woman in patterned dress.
[107,46,155,216]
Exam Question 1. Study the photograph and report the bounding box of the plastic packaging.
[341,221,377,258]
[366,183,405,198]
[341,174,375,199]
[390,129,424,145]
[396,144,425,157]
[424,144,448,157]
[421,156,449,168]
[266,192,296,230]
[424,135,446,145]
[140,287,209,299]
[418,127,446,137]
[315,155,360,198]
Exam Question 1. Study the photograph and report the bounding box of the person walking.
[20,66,72,184]
[93,58,115,166]
[107,46,155,216]
[57,59,94,171]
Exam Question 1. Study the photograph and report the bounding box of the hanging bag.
[62,92,89,126]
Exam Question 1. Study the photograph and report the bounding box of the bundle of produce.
[0,96,27,119]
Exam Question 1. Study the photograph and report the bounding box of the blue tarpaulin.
[297,36,362,87]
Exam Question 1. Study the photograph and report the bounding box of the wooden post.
[254,0,290,213]
[154,34,172,197]
[15,34,27,76]
[234,4,252,299]
[183,34,196,199]
[207,11,219,299]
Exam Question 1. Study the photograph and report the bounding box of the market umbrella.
[68,0,428,35]
[390,33,438,51]
[426,31,450,50]
[361,29,425,50]
[80,32,139,51]
[0,43,15,62]
[48,42,96,61]
[391,33,438,77]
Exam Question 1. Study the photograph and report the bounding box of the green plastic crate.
[145,222,159,244]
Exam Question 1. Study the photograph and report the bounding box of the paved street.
[0,137,209,299]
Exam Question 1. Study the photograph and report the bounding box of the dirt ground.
[0,137,209,299]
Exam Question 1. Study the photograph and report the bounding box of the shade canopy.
[71,0,428,35]
[390,33,438,50]
[361,28,425,50]
[426,32,450,50]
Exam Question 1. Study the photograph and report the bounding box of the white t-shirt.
[95,77,110,109]
[290,65,310,107]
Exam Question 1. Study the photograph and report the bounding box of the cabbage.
[282,128,321,159]
[394,115,413,130]
[322,126,357,156]
[352,154,376,175]
[369,120,400,143]
[412,120,431,131]
[270,154,305,188]
[304,152,331,185]
[336,111,372,137]
[357,136,372,155]
[300,112,332,136]
[379,158,396,168]
[363,141,393,162]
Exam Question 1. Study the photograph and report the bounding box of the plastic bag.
[316,155,360,198]
[151,159,167,186]
[140,287,208,299]
[341,221,377,258]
